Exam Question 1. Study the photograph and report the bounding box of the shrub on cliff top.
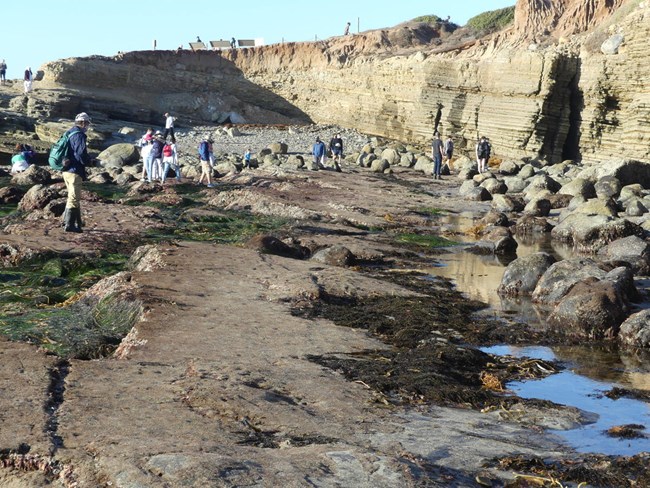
[466,6,515,34]
[412,15,443,25]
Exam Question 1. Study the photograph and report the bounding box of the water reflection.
[483,345,650,456]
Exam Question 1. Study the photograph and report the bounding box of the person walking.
[312,137,326,168]
[198,137,215,188]
[329,133,343,172]
[0,60,7,85]
[431,132,444,180]
[163,112,176,142]
[344,22,351,35]
[443,135,454,167]
[23,67,33,94]
[230,37,237,49]
[476,136,491,174]
[62,112,92,233]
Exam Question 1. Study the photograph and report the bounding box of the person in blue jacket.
[62,112,92,233]
[312,137,326,168]
[197,137,215,187]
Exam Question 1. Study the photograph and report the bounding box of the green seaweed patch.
[0,204,17,217]
[0,293,142,359]
[414,207,445,217]
[396,233,457,248]
[147,210,291,244]
[83,183,130,202]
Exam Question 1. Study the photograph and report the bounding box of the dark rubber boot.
[72,207,83,233]
[64,208,82,233]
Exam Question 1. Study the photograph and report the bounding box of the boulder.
[226,126,241,137]
[269,142,288,154]
[518,164,537,179]
[399,152,416,168]
[466,226,517,256]
[473,172,494,184]
[481,178,508,195]
[246,234,308,260]
[619,184,644,202]
[523,198,551,217]
[97,143,140,168]
[532,258,608,305]
[482,210,509,227]
[311,245,356,267]
[595,176,621,199]
[546,193,574,209]
[0,186,26,204]
[462,186,492,202]
[214,161,240,175]
[380,148,401,165]
[499,160,520,176]
[577,160,650,188]
[457,168,478,180]
[503,176,527,193]
[559,178,596,199]
[491,194,525,213]
[498,252,557,297]
[357,152,377,168]
[601,33,624,55]
[284,155,305,170]
[619,310,650,348]
[414,155,433,174]
[547,277,628,340]
[458,180,478,196]
[11,165,52,186]
[598,235,650,275]
[262,154,281,167]
[17,184,61,212]
[524,174,562,197]
[551,214,642,253]
[624,197,648,217]
[514,215,553,234]
[370,159,390,173]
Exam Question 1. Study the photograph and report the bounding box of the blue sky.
[7,0,514,76]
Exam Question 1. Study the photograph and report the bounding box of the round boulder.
[619,310,650,348]
[269,142,288,155]
[498,252,556,297]
[98,143,140,168]
[559,178,596,199]
[11,165,52,186]
[380,148,401,165]
[311,245,356,267]
[595,176,621,200]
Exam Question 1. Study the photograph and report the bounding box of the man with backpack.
[197,137,215,188]
[62,113,92,233]
[475,136,491,174]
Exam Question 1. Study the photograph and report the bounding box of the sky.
[5,0,515,77]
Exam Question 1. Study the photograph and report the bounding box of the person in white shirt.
[163,112,176,142]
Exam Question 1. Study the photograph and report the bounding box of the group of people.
[139,127,180,184]
[312,133,344,172]
[430,132,491,179]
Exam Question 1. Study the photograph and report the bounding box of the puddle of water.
[482,345,650,456]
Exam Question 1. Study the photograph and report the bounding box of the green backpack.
[48,130,73,171]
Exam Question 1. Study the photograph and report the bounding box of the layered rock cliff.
[18,0,650,164]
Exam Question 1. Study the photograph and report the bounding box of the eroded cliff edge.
[28,0,650,164]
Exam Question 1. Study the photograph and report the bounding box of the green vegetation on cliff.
[467,6,515,33]
[412,15,443,25]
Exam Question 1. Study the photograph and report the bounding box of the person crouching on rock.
[62,112,92,233]
[10,143,33,174]
[312,137,326,169]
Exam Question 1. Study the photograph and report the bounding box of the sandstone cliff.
[12,0,650,165]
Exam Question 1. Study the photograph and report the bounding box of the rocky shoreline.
[0,123,649,486]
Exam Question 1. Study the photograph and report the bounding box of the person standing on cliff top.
[344,22,351,35]
[163,113,176,143]
[0,60,7,85]
[23,67,32,94]
[62,112,92,233]
[431,132,444,180]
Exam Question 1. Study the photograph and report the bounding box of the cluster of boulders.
[477,157,650,348]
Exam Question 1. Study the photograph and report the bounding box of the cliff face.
[34,0,649,164]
